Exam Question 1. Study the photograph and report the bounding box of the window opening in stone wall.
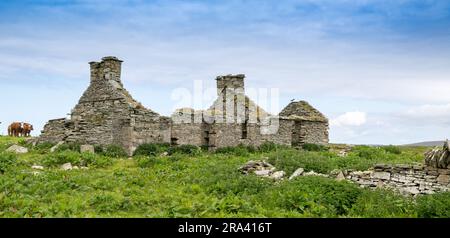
[241,120,248,139]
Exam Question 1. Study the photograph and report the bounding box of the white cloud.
[397,104,450,126]
[402,104,450,118]
[331,111,367,127]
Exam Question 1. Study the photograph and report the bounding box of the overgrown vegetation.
[215,144,256,156]
[133,143,170,156]
[41,151,113,168]
[0,136,446,218]
[0,152,17,174]
[34,142,56,153]
[168,144,201,156]
[382,145,402,154]
[101,144,128,158]
[302,143,329,152]
[55,142,81,153]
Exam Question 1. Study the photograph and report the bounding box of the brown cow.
[22,123,33,137]
[8,122,22,137]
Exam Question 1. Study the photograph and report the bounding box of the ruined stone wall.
[346,164,450,196]
[64,100,171,154]
[65,100,124,145]
[209,123,246,148]
[39,118,72,144]
[130,113,171,151]
[207,118,293,149]
[39,56,170,155]
[295,120,329,145]
[247,118,294,147]
[170,123,204,146]
[170,109,205,146]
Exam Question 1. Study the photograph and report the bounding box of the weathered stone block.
[254,170,271,177]
[80,144,95,153]
[289,168,304,180]
[335,171,346,181]
[438,169,450,175]
[372,171,390,180]
[61,163,73,171]
[6,145,28,154]
[401,186,420,195]
[437,174,450,185]
[270,171,285,180]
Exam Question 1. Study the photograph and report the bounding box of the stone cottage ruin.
[39,56,328,154]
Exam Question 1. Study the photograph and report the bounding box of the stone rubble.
[303,170,328,177]
[424,140,450,169]
[238,142,450,197]
[239,160,276,175]
[239,160,286,180]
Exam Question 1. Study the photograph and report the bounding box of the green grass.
[0,136,447,218]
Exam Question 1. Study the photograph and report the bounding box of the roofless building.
[39,56,328,154]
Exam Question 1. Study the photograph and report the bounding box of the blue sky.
[1,0,450,144]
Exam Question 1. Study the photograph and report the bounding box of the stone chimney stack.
[216,74,245,96]
[89,56,123,83]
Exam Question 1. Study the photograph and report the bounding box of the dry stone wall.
[346,164,450,196]
[170,123,204,146]
[247,119,294,147]
[424,140,450,169]
[294,120,329,145]
[39,118,73,143]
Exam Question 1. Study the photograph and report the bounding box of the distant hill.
[402,141,444,147]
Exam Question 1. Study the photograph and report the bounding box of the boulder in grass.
[336,171,346,181]
[80,145,95,154]
[270,171,285,180]
[61,162,73,171]
[289,168,304,180]
[254,170,272,177]
[6,145,28,154]
[31,165,44,170]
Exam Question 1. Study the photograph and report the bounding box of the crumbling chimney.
[216,74,245,96]
[89,56,123,83]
